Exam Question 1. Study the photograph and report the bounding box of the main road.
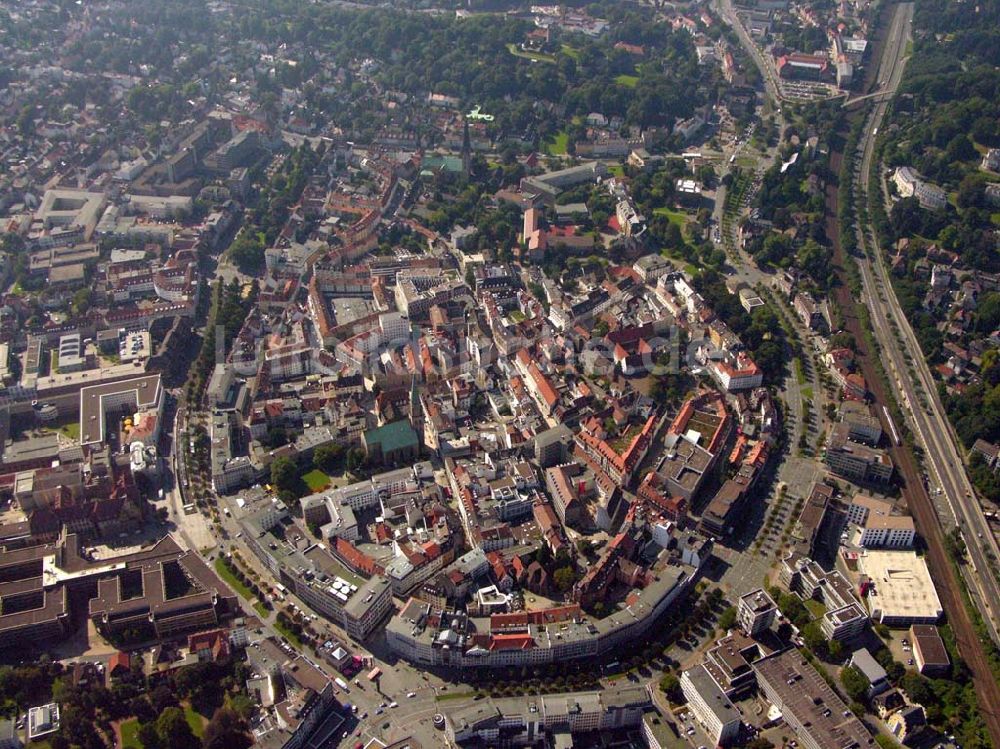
[715,0,783,103]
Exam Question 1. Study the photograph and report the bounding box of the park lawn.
[652,207,690,226]
[302,469,332,492]
[544,131,570,155]
[991,212,1000,226]
[615,74,639,88]
[254,601,270,617]
[121,708,204,749]
[214,558,254,600]
[506,43,555,63]
[608,164,625,178]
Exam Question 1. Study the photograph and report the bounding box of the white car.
[407,692,416,698]
[389,702,399,708]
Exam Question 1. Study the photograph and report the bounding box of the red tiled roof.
[488,633,535,650]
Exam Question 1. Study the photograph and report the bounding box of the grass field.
[560,44,581,60]
[120,720,141,749]
[274,619,303,649]
[544,131,570,155]
[120,708,204,749]
[652,207,690,226]
[58,422,81,440]
[214,558,254,600]
[991,212,1000,226]
[609,164,625,178]
[615,74,639,88]
[436,691,480,702]
[794,357,807,385]
[804,599,827,620]
[506,43,555,63]
[302,469,332,492]
[254,601,270,617]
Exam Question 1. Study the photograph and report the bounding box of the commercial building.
[633,255,673,283]
[446,685,649,747]
[658,434,714,501]
[849,648,890,696]
[753,649,873,749]
[520,162,608,203]
[779,553,868,642]
[710,352,763,391]
[858,513,915,549]
[533,425,575,468]
[243,637,343,749]
[791,483,833,556]
[0,534,237,650]
[27,704,60,741]
[641,711,681,749]
[821,603,869,642]
[776,53,830,81]
[737,588,777,637]
[892,167,947,211]
[30,188,107,247]
[239,519,393,640]
[79,373,163,449]
[739,288,765,314]
[210,411,254,495]
[0,718,19,749]
[858,550,943,625]
[703,631,761,698]
[887,705,927,745]
[825,423,894,484]
[839,401,882,446]
[909,624,950,676]
[387,559,697,669]
[846,494,891,526]
[679,665,741,746]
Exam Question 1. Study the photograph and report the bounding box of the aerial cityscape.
[0,0,999,749]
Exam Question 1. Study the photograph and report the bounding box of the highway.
[850,1,1000,646]
[843,2,1000,741]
